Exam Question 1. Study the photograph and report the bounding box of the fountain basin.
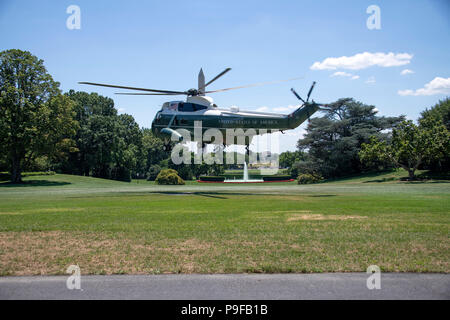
[197,162,294,183]
[197,179,295,183]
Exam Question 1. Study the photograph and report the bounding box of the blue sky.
[1,0,449,152]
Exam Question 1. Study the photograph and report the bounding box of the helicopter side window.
[178,103,195,112]
[193,104,208,111]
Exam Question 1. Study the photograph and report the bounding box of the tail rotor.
[291,81,318,122]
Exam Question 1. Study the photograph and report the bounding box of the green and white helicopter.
[79,68,324,152]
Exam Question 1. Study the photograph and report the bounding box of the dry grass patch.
[287,213,367,221]
[0,231,215,275]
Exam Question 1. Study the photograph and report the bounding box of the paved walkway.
[1,273,448,300]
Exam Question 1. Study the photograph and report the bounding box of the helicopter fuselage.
[151,96,319,145]
[79,68,321,147]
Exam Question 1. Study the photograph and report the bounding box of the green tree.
[297,98,404,178]
[421,97,450,130]
[359,119,450,180]
[63,91,143,181]
[279,151,305,168]
[420,98,450,173]
[112,114,143,181]
[279,150,306,178]
[141,128,169,174]
[64,90,117,177]
[0,49,78,182]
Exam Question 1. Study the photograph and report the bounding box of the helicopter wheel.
[163,142,172,152]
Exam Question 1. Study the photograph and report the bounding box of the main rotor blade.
[205,77,302,94]
[291,88,305,103]
[203,68,232,88]
[114,92,182,95]
[306,81,316,102]
[79,82,187,95]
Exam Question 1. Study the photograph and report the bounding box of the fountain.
[224,161,263,183]
[243,161,249,181]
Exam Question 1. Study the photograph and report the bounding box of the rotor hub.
[187,88,199,96]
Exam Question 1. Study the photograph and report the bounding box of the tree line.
[0,49,272,182]
[1,49,449,183]
[280,98,449,180]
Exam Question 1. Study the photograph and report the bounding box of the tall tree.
[0,49,77,182]
[63,90,144,181]
[64,90,118,177]
[111,114,143,181]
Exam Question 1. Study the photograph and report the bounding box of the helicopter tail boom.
[287,102,320,129]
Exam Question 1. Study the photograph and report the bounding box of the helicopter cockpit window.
[178,103,207,112]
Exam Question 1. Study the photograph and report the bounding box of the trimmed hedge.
[262,175,291,181]
[199,176,225,182]
[221,174,261,180]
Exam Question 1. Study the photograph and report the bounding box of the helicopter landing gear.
[163,141,172,152]
[245,144,250,162]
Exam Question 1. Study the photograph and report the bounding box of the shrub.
[155,169,185,185]
[147,165,161,181]
[297,173,322,184]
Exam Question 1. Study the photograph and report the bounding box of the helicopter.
[79,68,325,152]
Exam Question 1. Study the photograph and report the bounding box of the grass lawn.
[0,170,448,275]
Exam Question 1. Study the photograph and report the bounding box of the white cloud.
[272,105,299,113]
[401,69,414,75]
[398,77,450,96]
[330,71,359,80]
[365,76,376,84]
[255,106,269,112]
[117,108,126,113]
[331,71,352,77]
[311,52,413,70]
